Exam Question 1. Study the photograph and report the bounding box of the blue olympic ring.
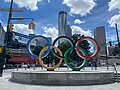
[26,35,51,59]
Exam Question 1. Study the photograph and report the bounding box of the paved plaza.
[0,66,120,90]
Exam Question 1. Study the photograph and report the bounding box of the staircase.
[114,73,120,83]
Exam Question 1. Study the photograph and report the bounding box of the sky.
[0,0,120,44]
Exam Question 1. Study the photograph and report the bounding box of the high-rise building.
[58,11,67,37]
[94,26,106,55]
[58,11,67,44]
[66,25,72,38]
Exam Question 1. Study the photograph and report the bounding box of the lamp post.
[5,0,14,46]
[10,17,35,30]
[115,23,120,48]
[0,0,14,77]
[115,23,120,57]
[0,0,34,77]
[6,0,13,32]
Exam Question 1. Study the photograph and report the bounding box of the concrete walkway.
[0,66,120,90]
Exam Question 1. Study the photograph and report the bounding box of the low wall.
[11,71,115,85]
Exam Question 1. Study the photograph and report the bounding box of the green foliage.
[112,47,120,56]
[31,45,43,56]
[71,34,90,55]
[57,34,90,66]
[58,42,71,55]
[31,45,59,65]
[5,49,14,59]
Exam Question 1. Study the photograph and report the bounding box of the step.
[114,73,120,75]
[114,75,120,77]
[114,77,120,79]
[114,80,120,82]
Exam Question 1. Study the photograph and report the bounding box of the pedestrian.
[51,60,55,67]
[0,62,3,77]
[93,59,97,70]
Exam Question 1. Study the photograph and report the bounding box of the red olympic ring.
[76,36,100,59]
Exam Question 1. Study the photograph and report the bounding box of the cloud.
[63,0,96,16]
[48,0,50,3]
[42,26,58,41]
[74,19,85,24]
[4,0,41,11]
[107,34,116,42]
[108,0,120,11]
[71,25,92,36]
[108,14,120,30]
[0,20,3,25]
[2,24,34,43]
[3,26,7,32]
[13,24,34,35]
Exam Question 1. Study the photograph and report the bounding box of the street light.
[0,0,34,77]
[115,23,120,57]
[6,0,13,32]
[0,0,14,77]
[115,23,120,48]
[10,17,35,29]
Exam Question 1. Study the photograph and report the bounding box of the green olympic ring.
[64,46,88,71]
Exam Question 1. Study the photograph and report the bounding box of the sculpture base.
[10,70,115,85]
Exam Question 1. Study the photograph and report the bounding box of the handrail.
[113,63,119,83]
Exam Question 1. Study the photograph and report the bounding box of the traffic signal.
[0,48,2,53]
[9,22,14,32]
[28,20,35,30]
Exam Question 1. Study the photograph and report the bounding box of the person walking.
[93,59,97,70]
[0,47,6,77]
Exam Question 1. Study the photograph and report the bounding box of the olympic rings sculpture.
[26,35,51,59]
[26,35,100,71]
[39,46,63,71]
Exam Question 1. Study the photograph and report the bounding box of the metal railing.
[113,63,119,83]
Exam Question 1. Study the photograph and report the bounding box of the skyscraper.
[66,25,72,38]
[58,11,67,44]
[94,26,106,55]
[58,11,67,35]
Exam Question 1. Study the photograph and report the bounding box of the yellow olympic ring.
[38,46,63,70]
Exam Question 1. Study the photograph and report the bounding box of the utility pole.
[0,0,22,77]
[115,23,120,48]
[0,0,35,77]
[115,23,120,58]
[0,0,23,46]
[0,0,14,77]
[5,0,13,46]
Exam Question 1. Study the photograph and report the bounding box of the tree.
[31,45,43,56]
[57,34,90,67]
[58,42,71,55]
[5,49,13,59]
[4,48,14,64]
[71,34,90,55]
[32,45,59,65]
[112,46,120,56]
